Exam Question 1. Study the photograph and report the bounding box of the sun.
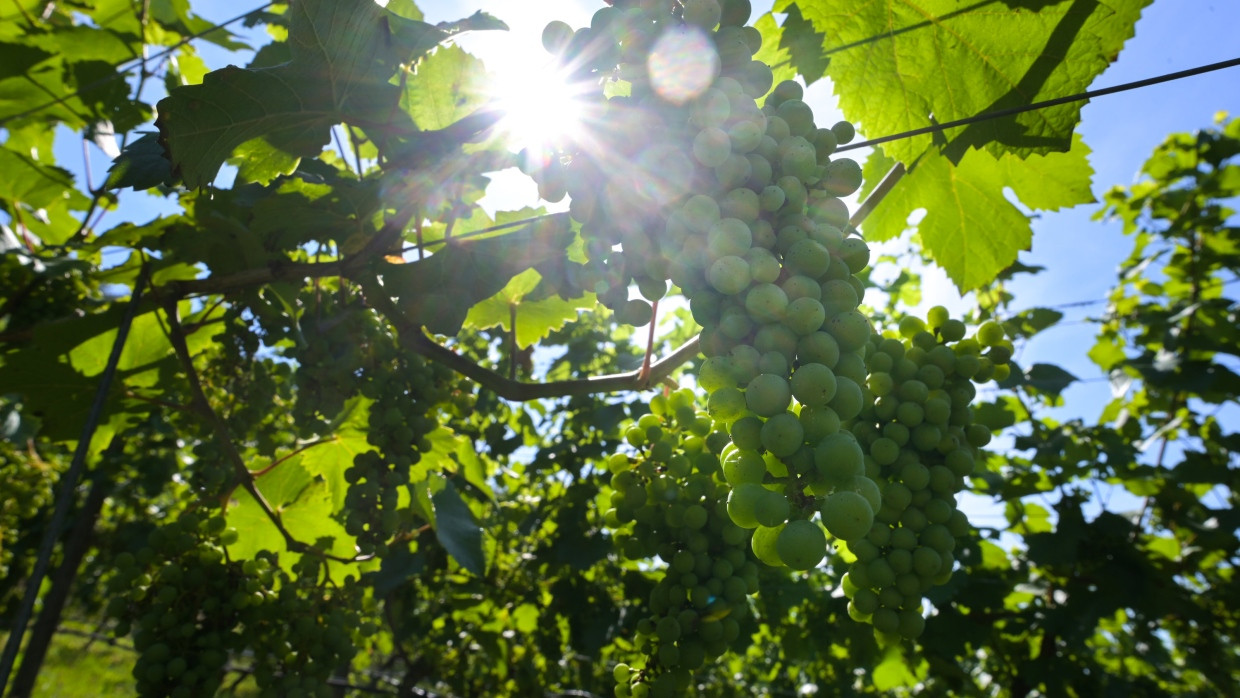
[487,53,588,153]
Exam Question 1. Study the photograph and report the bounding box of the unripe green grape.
[542,20,575,54]
[698,356,736,392]
[813,431,863,484]
[797,331,841,368]
[751,523,784,567]
[781,274,822,301]
[708,386,747,422]
[895,401,925,427]
[744,283,788,323]
[813,127,838,159]
[726,482,767,529]
[828,375,864,421]
[682,0,723,28]
[723,448,767,485]
[721,188,761,223]
[826,311,871,352]
[757,350,789,376]
[820,279,858,316]
[718,305,754,339]
[977,320,1006,346]
[715,153,753,189]
[799,405,841,442]
[707,217,753,259]
[831,120,856,144]
[897,608,926,639]
[707,255,751,295]
[745,373,791,417]
[693,127,732,167]
[754,322,798,362]
[777,175,808,210]
[729,344,762,383]
[822,158,863,196]
[784,296,827,335]
[776,519,826,570]
[889,526,918,550]
[836,236,871,274]
[966,423,992,448]
[820,490,875,541]
[754,488,790,527]
[940,318,967,342]
[761,412,805,457]
[841,476,882,512]
[833,352,867,385]
[790,362,837,408]
[744,247,781,284]
[730,415,763,451]
[899,461,931,491]
[776,100,815,136]
[779,136,818,179]
[786,238,832,279]
[912,546,943,578]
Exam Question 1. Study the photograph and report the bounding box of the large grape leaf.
[779,0,1150,161]
[863,135,1094,290]
[463,269,597,350]
[155,0,505,188]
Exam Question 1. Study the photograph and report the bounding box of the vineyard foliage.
[0,0,1238,696]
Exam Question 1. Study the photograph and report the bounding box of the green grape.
[781,275,822,302]
[786,238,832,278]
[745,373,791,417]
[822,158,863,196]
[750,524,785,567]
[790,362,837,408]
[775,100,815,136]
[831,120,856,144]
[760,412,804,457]
[775,519,826,570]
[813,432,864,484]
[542,20,574,54]
[708,386,747,422]
[726,483,767,529]
[977,320,1006,346]
[797,331,841,368]
[744,282,789,323]
[828,376,864,421]
[694,127,732,167]
[784,296,827,335]
[820,490,875,541]
[707,255,752,295]
[722,449,767,485]
[826,311,871,352]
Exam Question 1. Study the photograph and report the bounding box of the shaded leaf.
[430,479,486,575]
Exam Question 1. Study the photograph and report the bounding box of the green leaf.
[1024,363,1078,397]
[155,0,455,187]
[0,146,90,210]
[782,0,1151,161]
[777,4,829,86]
[382,215,574,336]
[463,269,597,349]
[105,133,174,191]
[430,478,486,575]
[864,136,1094,291]
[402,45,488,131]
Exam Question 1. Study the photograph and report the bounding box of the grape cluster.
[539,0,1013,649]
[0,252,99,333]
[833,310,1010,638]
[0,441,58,587]
[106,512,365,697]
[603,389,760,697]
[544,0,879,572]
[343,332,452,553]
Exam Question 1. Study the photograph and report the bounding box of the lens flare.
[490,59,587,152]
[647,26,719,104]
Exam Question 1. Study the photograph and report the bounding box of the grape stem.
[848,162,907,231]
[363,277,697,399]
[161,297,372,565]
[636,299,660,387]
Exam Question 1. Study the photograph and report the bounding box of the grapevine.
[536,0,1013,686]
